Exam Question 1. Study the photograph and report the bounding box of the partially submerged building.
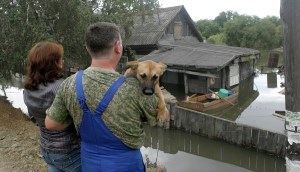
[126,5,260,94]
[141,38,259,94]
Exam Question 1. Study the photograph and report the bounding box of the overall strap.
[75,70,89,113]
[94,76,126,116]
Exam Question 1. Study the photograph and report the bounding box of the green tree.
[223,15,258,47]
[195,19,220,40]
[38,0,93,68]
[0,0,92,77]
[0,0,159,80]
[214,10,239,27]
[0,0,51,79]
[93,0,160,40]
[223,15,282,49]
[251,17,280,49]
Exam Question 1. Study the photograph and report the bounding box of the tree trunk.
[1,85,7,98]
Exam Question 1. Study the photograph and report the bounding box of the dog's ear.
[158,62,167,75]
[125,61,139,70]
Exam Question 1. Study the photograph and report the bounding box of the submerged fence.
[167,105,286,158]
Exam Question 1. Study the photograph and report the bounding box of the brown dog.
[124,60,169,122]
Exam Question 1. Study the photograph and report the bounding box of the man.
[45,22,163,171]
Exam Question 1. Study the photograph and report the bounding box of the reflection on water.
[209,75,259,121]
[267,73,277,88]
[142,148,253,172]
[236,70,285,134]
[143,125,285,172]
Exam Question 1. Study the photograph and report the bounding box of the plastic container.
[218,89,229,98]
[228,91,235,96]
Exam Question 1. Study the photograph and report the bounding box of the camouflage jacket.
[46,67,158,149]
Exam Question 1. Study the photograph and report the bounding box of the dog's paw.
[157,107,169,123]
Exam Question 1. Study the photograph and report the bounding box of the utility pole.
[281,0,300,171]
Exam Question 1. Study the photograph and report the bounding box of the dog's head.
[125,60,167,95]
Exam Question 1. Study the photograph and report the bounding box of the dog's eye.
[140,73,146,79]
[152,75,158,80]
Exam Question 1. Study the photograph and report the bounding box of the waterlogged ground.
[0,97,48,172]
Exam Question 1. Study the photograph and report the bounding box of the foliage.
[214,11,239,27]
[195,19,220,40]
[0,0,159,80]
[0,0,92,77]
[223,15,282,49]
[92,0,159,41]
[195,11,283,50]
[1,1,47,80]
[223,15,259,47]
[207,33,225,45]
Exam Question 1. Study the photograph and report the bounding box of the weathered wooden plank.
[166,68,218,78]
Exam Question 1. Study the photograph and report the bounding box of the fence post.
[281,0,300,171]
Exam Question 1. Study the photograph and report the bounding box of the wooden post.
[206,72,211,92]
[221,68,226,88]
[206,77,210,93]
[183,73,188,95]
[281,1,300,171]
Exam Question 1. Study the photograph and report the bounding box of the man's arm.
[45,79,73,131]
[139,94,159,126]
[45,116,70,130]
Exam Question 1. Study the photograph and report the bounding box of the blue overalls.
[75,71,145,172]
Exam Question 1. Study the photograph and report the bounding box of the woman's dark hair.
[24,41,64,90]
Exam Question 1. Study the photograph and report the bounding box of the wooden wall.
[188,75,207,94]
[165,11,196,38]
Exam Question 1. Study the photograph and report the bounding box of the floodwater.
[236,69,285,134]
[159,66,286,171]
[143,125,285,172]
[0,67,286,172]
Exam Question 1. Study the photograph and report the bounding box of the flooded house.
[125,5,260,94]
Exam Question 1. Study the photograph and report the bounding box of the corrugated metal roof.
[127,6,185,46]
[139,39,260,71]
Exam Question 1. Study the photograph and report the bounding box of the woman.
[23,41,81,172]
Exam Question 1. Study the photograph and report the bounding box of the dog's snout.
[142,88,154,95]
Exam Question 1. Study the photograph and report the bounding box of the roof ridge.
[133,5,183,16]
[158,5,183,11]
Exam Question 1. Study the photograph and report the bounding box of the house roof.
[126,5,202,46]
[139,38,260,71]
